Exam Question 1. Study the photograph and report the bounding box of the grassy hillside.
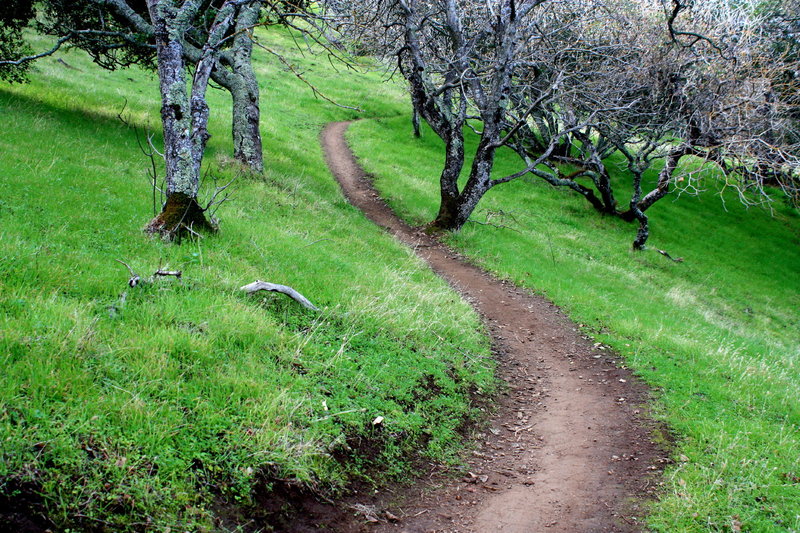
[0,31,496,530]
[349,117,800,532]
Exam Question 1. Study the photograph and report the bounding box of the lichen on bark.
[144,0,247,240]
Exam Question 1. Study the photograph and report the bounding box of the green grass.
[349,116,800,532]
[0,30,496,530]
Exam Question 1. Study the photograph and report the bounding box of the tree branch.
[241,281,320,311]
[0,35,73,66]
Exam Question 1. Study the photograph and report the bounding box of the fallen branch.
[111,261,183,317]
[240,280,320,311]
[655,249,684,263]
[115,259,141,287]
[115,260,183,285]
[154,269,182,279]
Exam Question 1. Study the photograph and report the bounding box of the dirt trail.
[320,121,664,532]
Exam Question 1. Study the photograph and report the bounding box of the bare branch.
[663,0,733,59]
[153,269,182,278]
[0,35,73,67]
[114,259,141,287]
[254,42,364,112]
[241,281,320,311]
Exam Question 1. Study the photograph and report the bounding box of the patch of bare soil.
[314,121,668,533]
[0,480,54,533]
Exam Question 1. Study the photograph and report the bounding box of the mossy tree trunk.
[143,0,246,238]
[36,0,266,174]
[144,0,201,236]
[229,3,263,172]
[411,105,421,138]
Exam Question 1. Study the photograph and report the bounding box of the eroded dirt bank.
[317,121,667,533]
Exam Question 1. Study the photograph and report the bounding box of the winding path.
[321,122,664,532]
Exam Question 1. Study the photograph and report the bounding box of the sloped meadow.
[349,117,800,531]
[0,30,495,529]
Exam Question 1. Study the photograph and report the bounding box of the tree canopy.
[325,0,800,247]
[0,0,36,82]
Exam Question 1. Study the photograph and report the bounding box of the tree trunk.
[432,132,466,229]
[146,0,209,237]
[145,191,213,235]
[618,145,690,232]
[230,3,263,172]
[636,145,689,214]
[594,168,617,214]
[626,164,650,249]
[433,135,495,231]
[144,0,243,239]
[631,210,649,250]
[412,106,421,137]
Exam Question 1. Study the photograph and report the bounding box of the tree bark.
[631,210,649,250]
[147,0,198,216]
[90,0,263,173]
[145,191,213,235]
[637,146,689,213]
[626,161,650,249]
[144,0,241,238]
[412,106,421,137]
[432,132,466,229]
[230,3,263,171]
[594,168,617,214]
[432,134,498,231]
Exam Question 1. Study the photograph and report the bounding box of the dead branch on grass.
[241,280,320,310]
[655,249,684,263]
